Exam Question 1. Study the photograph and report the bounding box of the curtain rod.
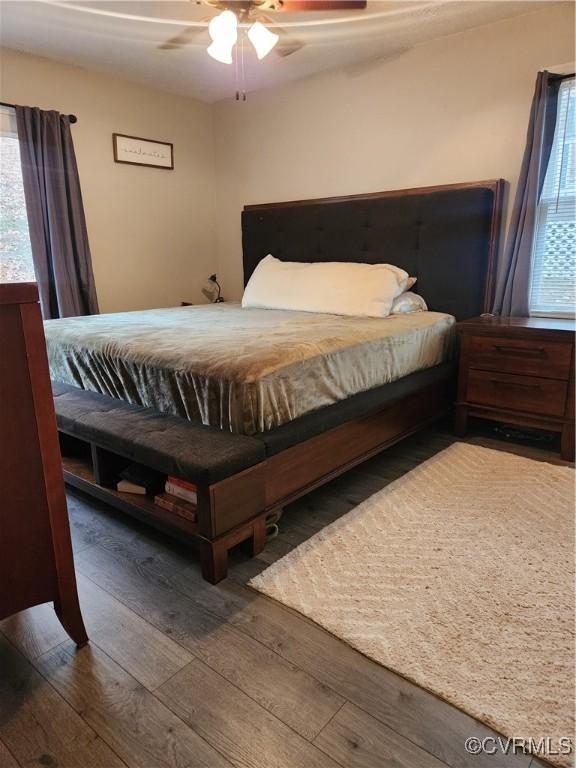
[0,101,78,123]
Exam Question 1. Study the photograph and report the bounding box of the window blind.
[0,105,17,138]
[529,76,575,317]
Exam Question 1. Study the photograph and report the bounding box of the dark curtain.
[492,71,562,317]
[15,106,99,319]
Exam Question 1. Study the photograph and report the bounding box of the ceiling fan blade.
[275,36,304,56]
[275,40,305,57]
[158,26,206,50]
[277,0,366,10]
[252,13,306,58]
[253,14,304,57]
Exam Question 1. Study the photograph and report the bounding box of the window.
[530,77,575,317]
[0,106,35,282]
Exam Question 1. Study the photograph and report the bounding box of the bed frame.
[58,179,506,582]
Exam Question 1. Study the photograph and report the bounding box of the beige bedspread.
[45,303,455,435]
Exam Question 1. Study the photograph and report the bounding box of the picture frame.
[112,133,174,170]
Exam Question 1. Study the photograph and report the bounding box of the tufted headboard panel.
[241,180,505,321]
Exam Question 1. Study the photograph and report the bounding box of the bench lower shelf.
[63,455,199,539]
[62,453,267,584]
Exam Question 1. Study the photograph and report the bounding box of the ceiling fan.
[158,0,367,63]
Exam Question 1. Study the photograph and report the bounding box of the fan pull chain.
[240,31,247,101]
[234,41,240,101]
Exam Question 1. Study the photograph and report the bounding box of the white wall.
[2,4,574,308]
[213,3,575,299]
[0,47,216,312]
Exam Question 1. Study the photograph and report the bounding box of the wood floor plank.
[68,491,192,577]
[0,739,20,768]
[81,532,527,768]
[161,570,531,768]
[67,492,130,554]
[279,491,356,536]
[256,536,294,564]
[0,573,192,695]
[0,601,69,660]
[156,658,341,768]
[77,574,194,691]
[76,544,346,740]
[75,542,245,652]
[314,701,449,768]
[0,636,127,768]
[274,519,318,547]
[532,758,562,768]
[226,552,271,583]
[185,615,345,741]
[35,640,233,768]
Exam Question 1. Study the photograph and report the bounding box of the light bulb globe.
[247,21,279,60]
[207,10,238,64]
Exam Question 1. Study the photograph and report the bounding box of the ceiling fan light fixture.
[247,21,279,60]
[207,10,238,64]
[207,40,234,64]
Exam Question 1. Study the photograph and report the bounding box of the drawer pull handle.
[493,345,546,358]
[490,379,541,391]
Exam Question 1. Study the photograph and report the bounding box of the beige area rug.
[250,443,575,766]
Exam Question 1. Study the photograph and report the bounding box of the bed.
[45,304,456,435]
[52,179,505,582]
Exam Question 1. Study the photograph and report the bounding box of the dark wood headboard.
[241,179,506,321]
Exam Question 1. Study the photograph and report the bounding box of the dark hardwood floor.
[1,421,566,768]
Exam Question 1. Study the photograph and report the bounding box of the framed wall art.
[112,133,174,169]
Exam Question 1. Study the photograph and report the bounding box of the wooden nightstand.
[455,316,575,460]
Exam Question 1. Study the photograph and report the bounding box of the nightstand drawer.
[466,336,572,379]
[467,370,567,417]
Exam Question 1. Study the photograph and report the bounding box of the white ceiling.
[0,0,554,102]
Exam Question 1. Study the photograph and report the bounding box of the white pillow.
[391,291,428,314]
[242,255,409,318]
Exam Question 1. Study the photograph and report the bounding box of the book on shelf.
[116,479,147,495]
[166,475,197,492]
[116,462,164,495]
[154,492,197,523]
[165,475,197,504]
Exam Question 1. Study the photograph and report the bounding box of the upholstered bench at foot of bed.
[52,381,265,484]
[52,381,268,583]
[52,361,454,583]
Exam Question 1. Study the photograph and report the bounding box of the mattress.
[45,303,455,435]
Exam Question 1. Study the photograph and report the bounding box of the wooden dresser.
[0,283,87,644]
[455,316,575,461]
